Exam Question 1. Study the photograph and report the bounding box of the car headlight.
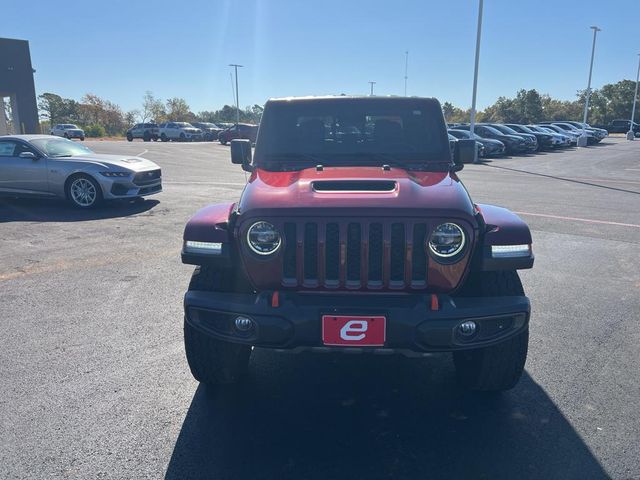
[100,171,130,177]
[247,221,281,255]
[428,223,466,258]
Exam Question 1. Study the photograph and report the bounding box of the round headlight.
[428,223,465,258]
[247,221,281,255]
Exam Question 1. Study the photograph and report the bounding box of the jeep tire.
[184,265,252,385]
[453,271,529,392]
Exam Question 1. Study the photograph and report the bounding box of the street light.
[578,26,601,147]
[469,0,484,164]
[369,81,376,96]
[229,64,243,125]
[404,51,409,96]
[627,53,640,141]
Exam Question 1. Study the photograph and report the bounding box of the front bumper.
[101,170,162,199]
[184,290,530,353]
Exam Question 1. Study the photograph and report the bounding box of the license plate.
[322,315,386,346]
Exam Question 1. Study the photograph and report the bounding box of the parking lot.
[1,138,639,479]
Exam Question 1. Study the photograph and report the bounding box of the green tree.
[166,97,194,122]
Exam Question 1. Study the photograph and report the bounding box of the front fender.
[182,203,235,266]
[476,204,534,271]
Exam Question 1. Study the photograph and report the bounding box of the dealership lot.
[1,139,639,479]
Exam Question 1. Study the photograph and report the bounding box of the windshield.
[64,124,79,129]
[448,130,470,139]
[176,122,194,128]
[513,125,534,134]
[255,98,450,170]
[31,138,94,157]
[491,124,519,135]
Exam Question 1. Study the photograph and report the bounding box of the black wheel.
[453,271,529,392]
[179,132,186,142]
[64,133,69,139]
[80,137,85,141]
[184,265,252,385]
[219,138,227,145]
[143,132,151,142]
[65,173,103,209]
[160,133,169,142]
[127,134,133,142]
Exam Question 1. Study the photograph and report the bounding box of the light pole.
[404,51,409,96]
[627,54,640,141]
[369,81,376,96]
[469,0,483,164]
[229,64,243,125]
[578,26,601,147]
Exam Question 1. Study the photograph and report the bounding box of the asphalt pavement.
[1,138,639,479]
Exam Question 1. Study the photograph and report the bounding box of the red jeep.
[181,96,534,391]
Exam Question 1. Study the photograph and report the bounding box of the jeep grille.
[281,219,430,290]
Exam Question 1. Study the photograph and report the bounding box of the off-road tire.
[453,271,529,392]
[184,265,252,385]
[126,133,133,142]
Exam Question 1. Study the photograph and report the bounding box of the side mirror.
[453,139,475,171]
[19,151,37,160]
[230,139,253,172]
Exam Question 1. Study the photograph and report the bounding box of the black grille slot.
[368,223,383,283]
[304,223,318,280]
[133,169,161,186]
[346,223,361,283]
[390,223,405,282]
[411,224,427,285]
[283,223,297,280]
[312,180,397,192]
[325,223,339,281]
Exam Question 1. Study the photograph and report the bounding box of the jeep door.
[0,139,50,196]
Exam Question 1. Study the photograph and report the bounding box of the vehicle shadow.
[0,197,160,223]
[165,350,608,480]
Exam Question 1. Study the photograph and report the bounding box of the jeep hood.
[238,167,475,216]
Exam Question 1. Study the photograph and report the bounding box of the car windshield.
[479,125,503,136]
[64,124,79,129]
[176,122,194,127]
[491,124,519,135]
[448,130,470,139]
[255,98,450,170]
[31,138,93,157]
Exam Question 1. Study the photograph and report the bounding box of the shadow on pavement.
[0,198,160,223]
[165,350,608,480]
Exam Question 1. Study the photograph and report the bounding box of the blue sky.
[3,0,639,114]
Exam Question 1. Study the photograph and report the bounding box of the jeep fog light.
[458,321,477,336]
[247,221,281,255]
[428,223,465,258]
[184,240,223,255]
[234,316,255,332]
[491,244,531,258]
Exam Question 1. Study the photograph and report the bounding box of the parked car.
[218,123,258,145]
[607,119,640,135]
[505,124,558,150]
[50,124,85,141]
[126,123,159,142]
[181,95,535,392]
[448,129,506,157]
[536,124,579,146]
[486,124,538,152]
[158,122,203,142]
[526,125,572,147]
[192,122,224,141]
[550,121,607,142]
[546,122,597,145]
[455,124,528,155]
[0,135,161,208]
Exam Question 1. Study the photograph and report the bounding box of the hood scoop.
[312,180,397,192]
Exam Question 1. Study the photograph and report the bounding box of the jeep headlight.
[247,221,281,255]
[428,223,465,258]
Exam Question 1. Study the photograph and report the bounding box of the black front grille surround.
[276,218,464,290]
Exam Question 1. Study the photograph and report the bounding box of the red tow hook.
[430,294,439,311]
[271,291,280,308]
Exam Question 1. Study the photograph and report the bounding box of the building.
[0,38,39,135]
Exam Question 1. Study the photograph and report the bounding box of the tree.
[125,110,139,127]
[141,91,164,123]
[166,97,194,122]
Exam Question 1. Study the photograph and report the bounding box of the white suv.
[158,122,203,142]
[51,124,85,140]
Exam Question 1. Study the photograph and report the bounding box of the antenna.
[404,50,409,96]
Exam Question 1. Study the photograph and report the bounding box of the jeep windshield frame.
[254,97,452,171]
